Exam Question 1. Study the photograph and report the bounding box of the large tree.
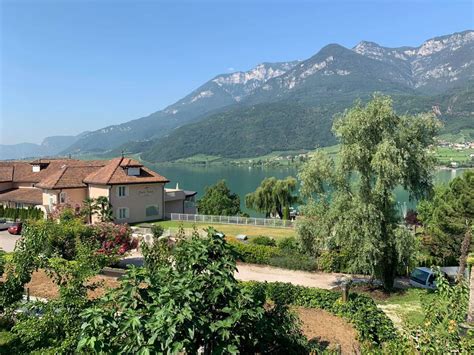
[245,177,298,219]
[418,171,474,277]
[197,180,241,216]
[297,94,441,290]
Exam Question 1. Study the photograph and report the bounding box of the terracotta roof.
[0,157,168,188]
[0,188,43,205]
[84,157,169,185]
[0,166,13,182]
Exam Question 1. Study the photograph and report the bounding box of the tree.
[197,180,241,216]
[93,196,113,222]
[297,94,441,290]
[245,177,298,219]
[78,230,311,353]
[418,171,474,276]
[81,197,96,224]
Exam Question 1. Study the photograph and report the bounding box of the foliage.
[244,281,397,346]
[92,222,135,256]
[417,171,474,270]
[150,223,164,239]
[93,196,113,222]
[277,236,299,253]
[229,240,318,271]
[246,176,298,218]
[297,94,441,290]
[404,269,472,353]
[196,180,241,216]
[250,235,276,247]
[78,231,313,353]
[0,206,43,221]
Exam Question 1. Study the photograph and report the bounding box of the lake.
[147,163,469,216]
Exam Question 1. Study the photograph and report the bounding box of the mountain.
[61,61,299,154]
[0,134,83,160]
[139,31,473,161]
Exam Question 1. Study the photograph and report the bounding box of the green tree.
[297,94,440,290]
[245,177,298,219]
[81,197,97,224]
[197,180,241,216]
[418,171,474,275]
[78,230,311,353]
[93,196,113,222]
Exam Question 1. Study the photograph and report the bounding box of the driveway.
[0,230,21,252]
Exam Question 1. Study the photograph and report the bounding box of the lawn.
[376,288,434,327]
[435,146,474,165]
[141,220,296,240]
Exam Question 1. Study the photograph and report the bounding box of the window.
[117,186,128,197]
[145,205,159,217]
[117,207,129,220]
[59,192,67,204]
[127,167,140,176]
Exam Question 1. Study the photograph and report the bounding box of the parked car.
[8,222,22,235]
[409,266,465,289]
[0,219,16,231]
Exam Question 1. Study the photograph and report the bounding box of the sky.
[1,0,473,145]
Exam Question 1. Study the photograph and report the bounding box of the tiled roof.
[84,157,169,185]
[0,188,43,205]
[0,157,168,189]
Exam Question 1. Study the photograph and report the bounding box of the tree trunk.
[458,225,471,280]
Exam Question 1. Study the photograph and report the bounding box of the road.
[0,230,20,252]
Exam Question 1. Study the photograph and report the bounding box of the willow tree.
[298,94,441,290]
[245,177,298,219]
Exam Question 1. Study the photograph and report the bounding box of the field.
[142,220,296,240]
[434,146,474,165]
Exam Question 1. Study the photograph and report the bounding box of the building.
[0,157,196,223]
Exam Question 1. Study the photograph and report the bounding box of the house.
[0,157,196,224]
[164,184,197,217]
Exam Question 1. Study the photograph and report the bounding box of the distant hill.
[0,134,85,160]
[1,30,472,161]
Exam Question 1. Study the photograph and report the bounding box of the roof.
[0,188,43,205]
[0,157,168,189]
[84,157,169,185]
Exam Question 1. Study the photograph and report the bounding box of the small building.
[164,184,197,217]
[0,157,196,224]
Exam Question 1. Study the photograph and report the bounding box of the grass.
[434,146,474,165]
[376,288,435,327]
[140,220,296,240]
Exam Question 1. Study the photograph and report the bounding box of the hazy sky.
[1,0,473,145]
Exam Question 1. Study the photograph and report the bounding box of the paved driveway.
[0,230,21,252]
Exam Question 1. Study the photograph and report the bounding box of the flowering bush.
[92,223,136,255]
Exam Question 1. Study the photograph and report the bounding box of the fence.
[170,213,296,229]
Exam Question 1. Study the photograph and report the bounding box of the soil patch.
[24,270,119,300]
[295,307,360,354]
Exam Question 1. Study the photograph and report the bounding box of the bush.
[250,235,276,247]
[244,282,397,346]
[151,224,164,238]
[229,240,318,271]
[0,206,43,221]
[317,250,350,272]
[277,236,299,253]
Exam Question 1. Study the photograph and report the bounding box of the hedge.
[229,240,318,271]
[0,206,43,221]
[244,282,397,346]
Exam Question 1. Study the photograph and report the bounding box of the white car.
[409,266,465,289]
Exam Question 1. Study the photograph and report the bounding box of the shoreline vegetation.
[143,144,474,169]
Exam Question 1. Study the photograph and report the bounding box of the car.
[236,234,248,241]
[8,222,22,235]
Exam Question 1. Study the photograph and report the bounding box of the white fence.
[170,213,295,229]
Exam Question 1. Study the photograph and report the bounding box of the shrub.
[0,206,43,221]
[277,236,299,253]
[244,282,397,346]
[151,224,164,238]
[267,255,317,271]
[229,240,281,264]
[250,235,276,247]
[316,250,350,272]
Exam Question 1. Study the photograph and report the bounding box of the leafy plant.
[196,180,241,216]
[250,235,276,247]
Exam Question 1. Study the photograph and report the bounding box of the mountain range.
[1,30,473,161]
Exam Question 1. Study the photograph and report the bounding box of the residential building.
[0,157,196,223]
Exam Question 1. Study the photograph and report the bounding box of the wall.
[62,188,87,207]
[88,184,110,223]
[110,183,164,224]
[13,182,34,188]
[165,199,184,216]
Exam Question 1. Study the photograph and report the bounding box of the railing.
[170,213,295,229]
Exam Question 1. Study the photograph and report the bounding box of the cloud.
[227,67,235,72]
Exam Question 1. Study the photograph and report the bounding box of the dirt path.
[235,262,352,289]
